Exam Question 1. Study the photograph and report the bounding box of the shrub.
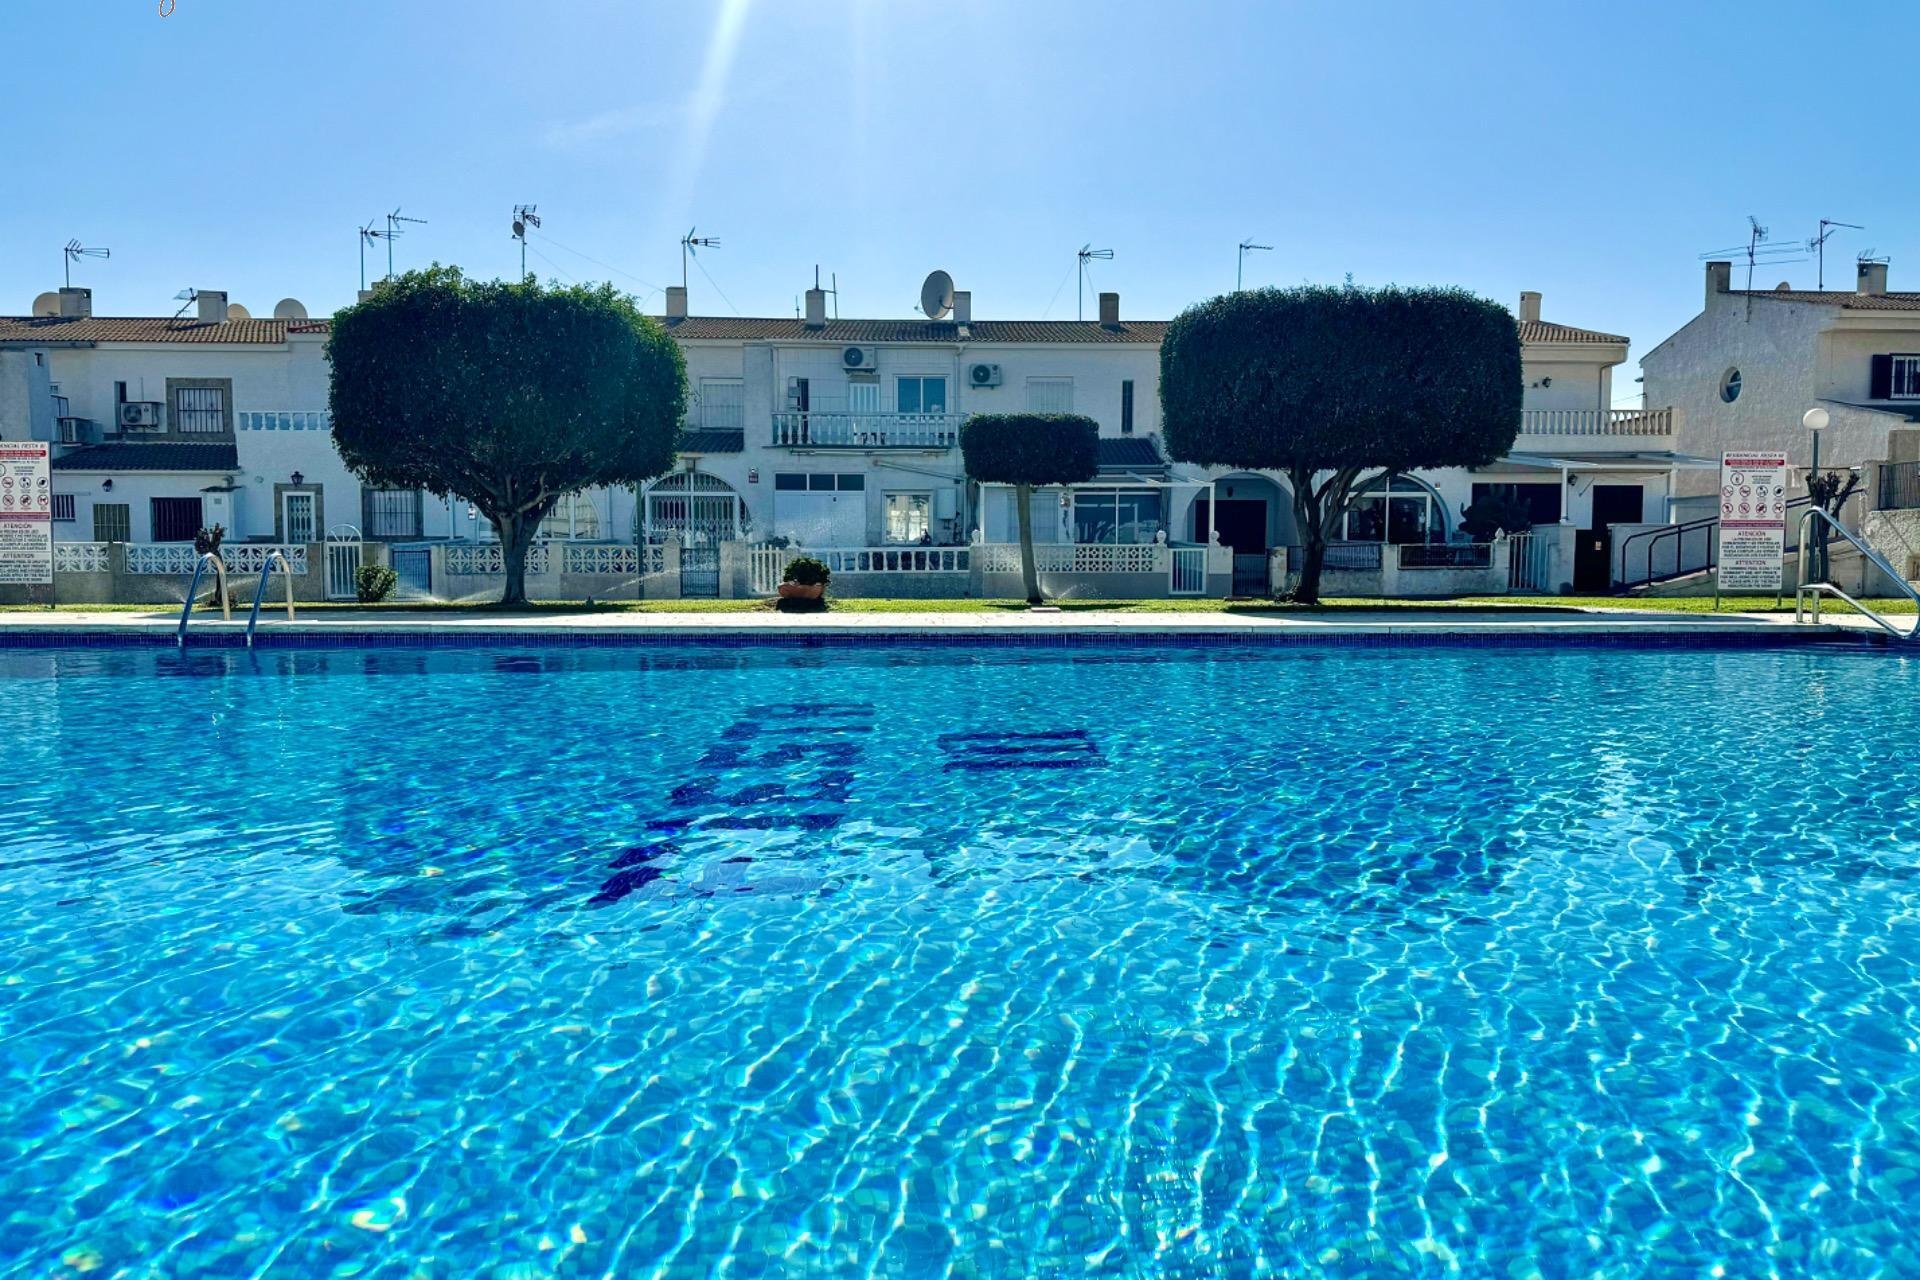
[1458,493,1534,541]
[356,562,399,603]
[782,556,831,587]
[193,524,226,556]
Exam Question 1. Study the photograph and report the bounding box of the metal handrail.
[176,552,230,648]
[1615,496,1823,591]
[244,549,296,647]
[1794,507,1920,640]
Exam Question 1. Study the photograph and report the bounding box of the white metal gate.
[643,472,742,544]
[324,524,363,600]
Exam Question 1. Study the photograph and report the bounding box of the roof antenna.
[358,218,395,292]
[681,226,720,291]
[62,240,110,290]
[1808,218,1863,290]
[511,204,541,281]
[1077,244,1113,320]
[1236,239,1271,292]
[385,207,427,279]
[169,288,198,326]
[1698,218,1806,319]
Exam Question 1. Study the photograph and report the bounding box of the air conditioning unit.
[57,417,95,445]
[969,362,1003,388]
[841,345,877,371]
[119,401,163,431]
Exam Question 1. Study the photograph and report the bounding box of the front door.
[1194,497,1269,594]
[1574,483,1646,591]
[282,491,316,545]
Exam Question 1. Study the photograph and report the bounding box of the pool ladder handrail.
[1793,506,1920,640]
[176,552,231,648]
[244,549,297,647]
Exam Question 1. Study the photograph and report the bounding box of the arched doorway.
[1192,473,1295,595]
[642,471,743,546]
[1338,473,1450,545]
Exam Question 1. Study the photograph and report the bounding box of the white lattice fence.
[443,543,552,576]
[53,543,110,574]
[561,543,665,576]
[124,544,308,576]
[976,544,1165,574]
[223,545,309,575]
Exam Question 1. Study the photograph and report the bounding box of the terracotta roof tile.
[1731,290,1920,311]
[1517,320,1628,345]
[0,316,328,345]
[661,317,1167,344]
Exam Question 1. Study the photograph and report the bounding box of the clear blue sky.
[6,0,1915,401]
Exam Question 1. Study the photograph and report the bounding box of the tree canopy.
[328,267,686,603]
[959,413,1101,487]
[1161,284,1521,601]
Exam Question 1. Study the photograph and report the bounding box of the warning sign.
[1716,450,1789,593]
[0,443,52,587]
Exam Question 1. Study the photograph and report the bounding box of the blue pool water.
[3,642,1919,1278]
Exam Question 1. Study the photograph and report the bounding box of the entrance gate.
[324,525,363,600]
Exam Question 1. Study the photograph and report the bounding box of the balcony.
[1517,407,1674,438]
[770,411,961,449]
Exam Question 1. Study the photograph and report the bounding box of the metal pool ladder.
[1793,507,1920,640]
[245,549,297,647]
[176,553,230,648]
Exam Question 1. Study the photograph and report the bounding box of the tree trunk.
[494,512,537,607]
[1294,530,1329,605]
[1015,482,1043,606]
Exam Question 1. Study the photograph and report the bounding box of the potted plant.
[778,555,830,601]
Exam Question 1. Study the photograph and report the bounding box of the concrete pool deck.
[0,604,1894,645]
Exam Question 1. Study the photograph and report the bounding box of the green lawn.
[5,594,1911,616]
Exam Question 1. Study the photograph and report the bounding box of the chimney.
[1858,260,1889,296]
[1517,291,1541,324]
[1098,291,1120,329]
[664,285,688,322]
[1706,260,1732,303]
[196,290,228,324]
[804,286,828,330]
[952,290,971,325]
[57,287,91,318]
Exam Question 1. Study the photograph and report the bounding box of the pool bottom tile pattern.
[1,644,1918,1277]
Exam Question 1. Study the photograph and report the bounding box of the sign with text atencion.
[0,442,52,586]
[1716,450,1788,593]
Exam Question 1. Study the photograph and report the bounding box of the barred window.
[51,494,75,522]
[174,386,226,433]
[92,503,130,543]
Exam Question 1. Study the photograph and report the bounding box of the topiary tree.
[961,414,1100,605]
[328,267,686,605]
[1161,284,1522,603]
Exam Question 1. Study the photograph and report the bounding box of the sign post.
[0,442,53,607]
[1714,450,1788,610]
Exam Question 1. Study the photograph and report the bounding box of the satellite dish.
[920,270,954,321]
[31,292,59,317]
[226,303,252,321]
[1775,281,1792,292]
[273,298,309,321]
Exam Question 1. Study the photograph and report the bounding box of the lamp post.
[1803,407,1831,582]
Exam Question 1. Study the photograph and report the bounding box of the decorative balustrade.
[816,547,970,574]
[237,410,332,432]
[976,543,1165,574]
[125,544,308,575]
[560,543,667,577]
[1517,407,1674,437]
[443,543,551,576]
[770,412,962,448]
[53,542,110,574]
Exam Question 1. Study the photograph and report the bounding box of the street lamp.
[1803,406,1829,479]
[1803,407,1832,582]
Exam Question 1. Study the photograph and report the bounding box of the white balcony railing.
[770,412,962,448]
[1518,407,1674,437]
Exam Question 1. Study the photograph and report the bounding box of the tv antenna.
[511,204,541,280]
[681,227,720,291]
[169,288,198,325]
[62,240,110,290]
[1077,244,1113,320]
[384,207,427,279]
[358,219,395,291]
[1698,215,1806,293]
[1808,218,1864,289]
[1237,239,1272,292]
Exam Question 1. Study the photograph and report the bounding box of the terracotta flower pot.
[777,582,826,601]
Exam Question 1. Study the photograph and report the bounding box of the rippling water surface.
[3,643,1920,1279]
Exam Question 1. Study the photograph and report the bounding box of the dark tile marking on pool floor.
[937,729,1104,771]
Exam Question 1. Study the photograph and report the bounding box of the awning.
[1485,449,1718,473]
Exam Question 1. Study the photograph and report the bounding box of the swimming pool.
[2,641,1916,1278]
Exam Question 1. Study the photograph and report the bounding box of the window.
[1073,489,1163,544]
[1026,377,1074,414]
[1718,368,1742,404]
[1470,482,1561,525]
[282,491,317,544]
[173,386,226,433]
[1121,380,1135,435]
[51,494,75,523]
[896,376,947,415]
[538,491,603,540]
[363,489,423,539]
[697,379,744,430]
[1893,355,1920,400]
[114,381,127,404]
[778,473,864,493]
[92,504,130,542]
[885,492,932,544]
[1343,475,1445,544]
[774,473,808,491]
[150,497,205,542]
